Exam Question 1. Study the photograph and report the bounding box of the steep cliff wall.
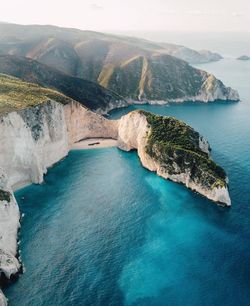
[0,101,232,303]
[0,101,69,189]
[117,110,231,206]
[0,99,118,303]
[64,102,118,146]
[0,100,118,190]
[0,170,21,299]
[0,290,7,306]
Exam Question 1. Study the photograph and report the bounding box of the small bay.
[5,59,250,306]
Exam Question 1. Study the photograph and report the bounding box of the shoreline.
[71,138,117,150]
[12,138,118,192]
[12,180,32,192]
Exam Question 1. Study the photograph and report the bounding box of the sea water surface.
[5,59,250,305]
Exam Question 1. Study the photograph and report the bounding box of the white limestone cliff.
[0,290,7,306]
[0,100,118,190]
[0,99,231,303]
[0,99,118,303]
[0,170,21,286]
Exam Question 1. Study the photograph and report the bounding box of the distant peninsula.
[237,55,250,61]
[0,23,239,104]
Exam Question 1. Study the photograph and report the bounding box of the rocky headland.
[0,73,232,303]
[0,24,239,108]
[237,55,250,61]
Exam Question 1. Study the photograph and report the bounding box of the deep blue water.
[5,59,250,305]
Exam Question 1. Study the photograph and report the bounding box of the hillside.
[0,55,126,112]
[0,23,222,64]
[0,74,74,114]
[0,23,237,103]
[160,44,223,64]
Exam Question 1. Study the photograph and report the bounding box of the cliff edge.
[118,110,231,206]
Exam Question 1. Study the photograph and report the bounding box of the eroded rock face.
[0,100,231,303]
[117,110,231,206]
[0,99,118,303]
[0,170,21,284]
[64,101,118,146]
[0,100,118,189]
[0,290,7,306]
[0,101,69,188]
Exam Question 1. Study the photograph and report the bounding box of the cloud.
[232,12,244,17]
[160,10,177,16]
[186,10,209,16]
[90,3,103,10]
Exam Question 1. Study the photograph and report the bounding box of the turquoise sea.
[4,59,250,305]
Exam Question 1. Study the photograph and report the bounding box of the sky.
[1,0,249,33]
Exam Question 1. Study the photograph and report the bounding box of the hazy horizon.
[1,21,250,57]
[1,0,249,33]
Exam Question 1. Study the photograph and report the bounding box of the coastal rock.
[0,98,118,303]
[64,101,118,146]
[197,73,239,102]
[117,110,231,206]
[164,46,223,64]
[0,101,69,188]
[0,170,21,283]
[0,290,7,306]
[0,100,118,189]
[132,72,239,104]
[237,55,250,61]
[0,75,232,303]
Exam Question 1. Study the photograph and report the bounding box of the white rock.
[0,290,7,306]
[117,111,231,206]
[0,100,119,303]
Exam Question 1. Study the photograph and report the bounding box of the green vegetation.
[139,110,227,189]
[0,189,11,202]
[0,23,235,102]
[0,55,126,112]
[0,74,73,115]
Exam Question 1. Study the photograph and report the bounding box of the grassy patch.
[138,110,227,188]
[0,189,11,202]
[0,74,73,115]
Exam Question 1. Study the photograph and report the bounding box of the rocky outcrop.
[0,170,21,289]
[131,72,239,104]
[163,45,223,64]
[0,101,69,188]
[117,110,231,206]
[0,100,118,189]
[64,101,118,145]
[237,55,250,61]
[0,290,7,306]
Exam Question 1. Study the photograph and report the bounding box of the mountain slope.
[160,43,223,64]
[0,23,238,103]
[0,55,126,112]
[0,73,74,114]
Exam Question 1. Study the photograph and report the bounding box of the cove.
[4,58,250,305]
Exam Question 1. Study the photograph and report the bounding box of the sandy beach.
[71,138,118,150]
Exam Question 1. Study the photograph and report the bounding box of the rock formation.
[0,71,232,303]
[117,110,231,206]
[237,55,250,61]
